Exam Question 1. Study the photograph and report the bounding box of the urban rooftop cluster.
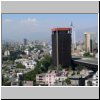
[2,27,98,86]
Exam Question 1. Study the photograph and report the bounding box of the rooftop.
[69,75,82,79]
[23,81,33,86]
[74,58,98,65]
[52,28,72,31]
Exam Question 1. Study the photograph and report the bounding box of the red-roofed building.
[52,27,72,68]
[52,28,72,32]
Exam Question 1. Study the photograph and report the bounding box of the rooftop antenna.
[71,21,73,27]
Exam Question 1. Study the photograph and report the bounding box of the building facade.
[36,70,68,86]
[84,32,90,52]
[52,28,72,68]
[4,50,10,56]
[84,32,96,53]
[24,38,28,45]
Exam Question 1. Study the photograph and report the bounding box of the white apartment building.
[36,70,68,86]
[95,53,98,58]
[85,71,98,86]
[22,60,36,69]
[49,50,52,55]
[17,72,23,79]
[24,49,29,55]
[36,73,46,85]
[15,58,36,69]
[42,42,46,47]
[4,50,10,56]
[92,71,98,86]
[15,58,27,63]
[45,70,56,86]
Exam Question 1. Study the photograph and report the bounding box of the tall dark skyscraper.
[52,28,72,68]
[24,38,27,45]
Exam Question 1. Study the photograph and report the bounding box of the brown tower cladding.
[52,28,72,68]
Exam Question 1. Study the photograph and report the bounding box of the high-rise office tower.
[84,32,96,53]
[71,22,76,52]
[52,28,72,68]
[24,38,27,45]
[90,33,96,53]
[84,32,90,52]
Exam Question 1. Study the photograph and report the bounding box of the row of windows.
[46,75,56,77]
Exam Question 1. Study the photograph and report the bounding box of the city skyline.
[2,14,98,86]
[2,14,98,42]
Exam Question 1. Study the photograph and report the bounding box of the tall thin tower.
[70,22,76,51]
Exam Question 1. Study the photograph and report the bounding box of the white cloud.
[20,18,37,24]
[4,19,13,22]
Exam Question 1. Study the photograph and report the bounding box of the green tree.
[24,54,52,85]
[40,54,52,72]
[35,45,43,50]
[65,78,71,85]
[64,66,73,71]
[35,61,42,74]
[87,80,92,86]
[76,64,84,72]
[77,71,80,75]
[71,71,75,76]
[2,76,10,86]
[58,65,63,71]
[16,63,25,69]
[4,82,11,86]
[29,47,34,51]
[83,52,93,57]
[24,61,42,86]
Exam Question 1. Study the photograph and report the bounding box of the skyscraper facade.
[24,38,27,45]
[52,28,72,68]
[84,32,96,53]
[90,33,96,53]
[84,32,90,52]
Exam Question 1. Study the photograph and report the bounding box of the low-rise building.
[22,60,36,69]
[4,50,10,56]
[69,75,85,86]
[11,81,19,86]
[36,73,47,85]
[17,72,23,79]
[23,81,33,86]
[92,71,98,86]
[15,58,36,69]
[36,69,68,86]
[24,49,29,55]
[95,53,98,58]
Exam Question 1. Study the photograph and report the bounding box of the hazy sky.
[2,14,98,42]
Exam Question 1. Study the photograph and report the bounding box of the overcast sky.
[2,14,98,42]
